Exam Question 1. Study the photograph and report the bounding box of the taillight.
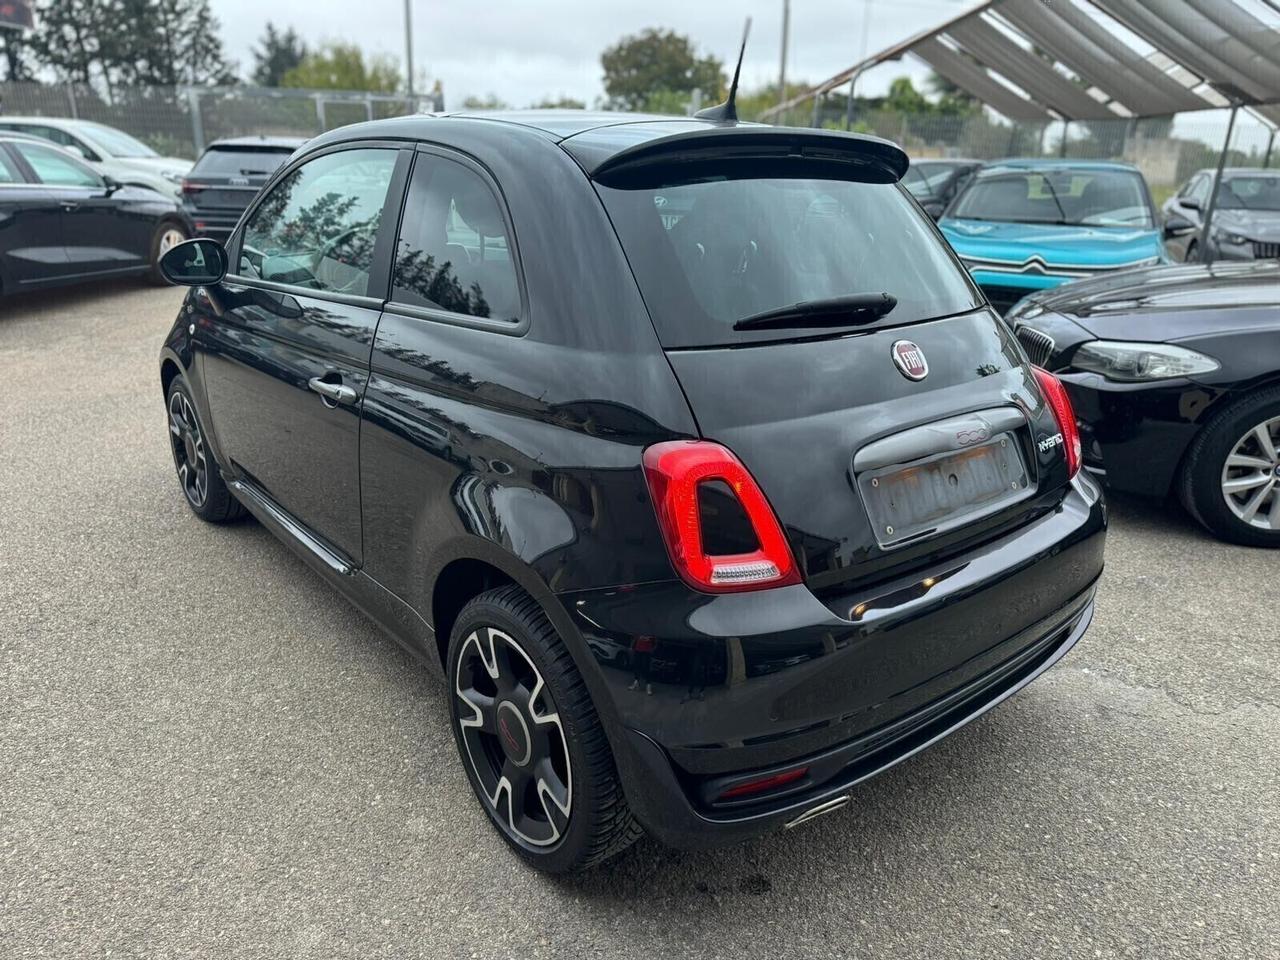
[180,179,208,196]
[1032,366,1081,478]
[642,440,800,593]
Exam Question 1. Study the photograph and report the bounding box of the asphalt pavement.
[2,280,1276,959]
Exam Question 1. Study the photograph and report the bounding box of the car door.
[199,143,410,566]
[0,143,68,288]
[7,139,148,277]
[1166,174,1208,261]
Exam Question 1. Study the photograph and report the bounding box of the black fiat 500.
[156,111,1105,873]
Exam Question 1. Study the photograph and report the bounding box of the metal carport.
[763,0,1280,261]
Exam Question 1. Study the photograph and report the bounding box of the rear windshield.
[597,175,981,347]
[951,169,1153,228]
[193,147,293,177]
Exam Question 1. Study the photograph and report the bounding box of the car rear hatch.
[184,144,294,214]
[585,125,1081,609]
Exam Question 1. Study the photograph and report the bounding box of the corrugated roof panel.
[911,36,1055,120]
[947,17,1118,118]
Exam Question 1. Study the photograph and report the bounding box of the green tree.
[115,0,236,86]
[529,95,586,109]
[30,0,117,87]
[0,26,35,80]
[251,22,307,87]
[282,42,401,92]
[462,93,508,110]
[600,28,723,112]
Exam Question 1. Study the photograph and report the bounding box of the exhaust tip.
[783,794,850,830]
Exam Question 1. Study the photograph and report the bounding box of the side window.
[1187,175,1210,206]
[391,155,520,322]
[0,149,24,184]
[238,148,397,298]
[10,141,101,187]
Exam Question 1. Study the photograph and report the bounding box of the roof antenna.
[695,16,751,123]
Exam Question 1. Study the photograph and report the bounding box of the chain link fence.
[764,100,1279,206]
[0,81,427,159]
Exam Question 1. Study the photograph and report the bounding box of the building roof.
[763,0,1280,126]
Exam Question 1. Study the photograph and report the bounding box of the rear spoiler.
[570,126,909,187]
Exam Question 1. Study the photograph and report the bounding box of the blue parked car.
[939,159,1167,314]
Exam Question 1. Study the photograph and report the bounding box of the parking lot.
[1,281,1276,959]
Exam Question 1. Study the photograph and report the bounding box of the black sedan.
[182,136,305,242]
[1161,167,1280,262]
[0,133,190,295]
[902,157,981,219]
[1008,261,1280,546]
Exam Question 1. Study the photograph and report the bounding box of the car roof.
[1189,167,1280,178]
[978,158,1141,173]
[0,116,90,130]
[909,157,982,165]
[205,136,307,150]
[304,110,910,182]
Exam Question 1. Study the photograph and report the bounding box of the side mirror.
[160,237,227,286]
[1163,214,1195,239]
[66,143,91,160]
[1182,196,1201,211]
[102,174,122,195]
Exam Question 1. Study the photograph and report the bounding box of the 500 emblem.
[955,427,990,446]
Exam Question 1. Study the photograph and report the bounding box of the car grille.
[1253,241,1280,259]
[1015,325,1057,368]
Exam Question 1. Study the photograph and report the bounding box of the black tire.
[165,375,245,523]
[148,220,189,285]
[447,585,642,873]
[1178,388,1280,547]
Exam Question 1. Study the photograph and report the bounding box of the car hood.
[111,155,192,176]
[939,218,1163,268]
[1211,207,1280,240]
[1010,260,1280,341]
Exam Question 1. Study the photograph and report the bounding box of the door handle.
[60,200,80,211]
[307,377,358,407]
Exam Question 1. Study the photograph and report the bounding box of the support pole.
[1197,104,1239,266]
[777,0,790,109]
[811,91,824,128]
[185,86,205,155]
[844,64,868,131]
[404,0,415,100]
[1264,127,1276,170]
[1059,119,1070,158]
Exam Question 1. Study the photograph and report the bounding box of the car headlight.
[1072,340,1220,382]
[1006,296,1043,321]
[1211,226,1249,246]
[161,171,184,183]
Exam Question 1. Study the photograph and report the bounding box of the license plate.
[858,432,1030,548]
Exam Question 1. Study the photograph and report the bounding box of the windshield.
[903,162,961,199]
[951,169,1153,227]
[80,122,158,158]
[193,147,293,177]
[598,174,980,348]
[1218,175,1280,212]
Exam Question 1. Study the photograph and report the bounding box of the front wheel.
[1179,389,1280,547]
[166,375,245,523]
[447,585,642,873]
[149,221,189,285]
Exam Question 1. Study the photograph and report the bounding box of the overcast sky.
[213,0,974,107]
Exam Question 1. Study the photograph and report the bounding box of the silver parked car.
[0,117,190,198]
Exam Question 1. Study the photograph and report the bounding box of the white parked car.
[0,117,190,198]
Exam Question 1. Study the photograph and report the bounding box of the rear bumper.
[561,474,1106,848]
[612,591,1094,849]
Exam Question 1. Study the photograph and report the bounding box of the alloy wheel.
[158,227,186,256]
[168,391,209,508]
[454,626,573,848]
[1220,415,1280,531]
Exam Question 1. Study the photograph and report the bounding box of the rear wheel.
[447,585,642,873]
[149,221,188,285]
[1179,389,1280,547]
[166,375,245,523]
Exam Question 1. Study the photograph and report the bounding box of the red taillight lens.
[642,440,801,593]
[1033,366,1081,478]
[717,766,809,801]
[180,179,207,196]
